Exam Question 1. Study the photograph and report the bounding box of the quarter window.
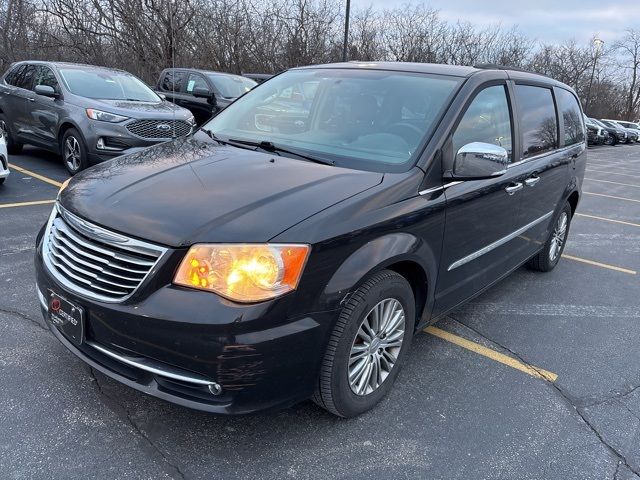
[556,88,585,146]
[15,65,36,90]
[452,85,513,161]
[515,85,558,158]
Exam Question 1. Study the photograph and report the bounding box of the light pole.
[342,0,351,62]
[585,38,604,114]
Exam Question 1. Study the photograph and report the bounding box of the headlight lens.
[174,244,310,303]
[86,108,129,123]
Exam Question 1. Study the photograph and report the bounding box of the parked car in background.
[36,62,586,418]
[601,119,638,143]
[0,133,8,185]
[0,61,195,175]
[157,68,257,125]
[599,120,630,144]
[242,73,274,84]
[614,120,640,135]
[584,116,606,145]
[591,118,622,145]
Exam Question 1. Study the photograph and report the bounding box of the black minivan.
[35,62,586,417]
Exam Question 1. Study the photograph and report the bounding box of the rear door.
[510,84,576,261]
[4,64,35,138]
[435,82,530,314]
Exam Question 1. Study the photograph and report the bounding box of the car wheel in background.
[604,135,613,146]
[61,128,88,175]
[313,269,415,418]
[0,115,24,155]
[527,201,572,272]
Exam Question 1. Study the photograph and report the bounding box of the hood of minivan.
[89,99,192,119]
[59,137,383,247]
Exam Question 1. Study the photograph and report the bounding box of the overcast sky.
[364,0,639,45]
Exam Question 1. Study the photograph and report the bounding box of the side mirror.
[34,84,58,98]
[193,87,212,99]
[452,142,509,179]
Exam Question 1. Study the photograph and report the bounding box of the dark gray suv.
[0,61,195,174]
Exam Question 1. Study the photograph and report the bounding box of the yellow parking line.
[584,191,640,203]
[0,199,55,209]
[8,163,63,188]
[576,213,640,228]
[585,178,640,188]
[424,326,558,382]
[562,254,637,275]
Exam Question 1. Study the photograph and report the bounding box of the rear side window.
[161,70,186,92]
[452,85,513,161]
[16,65,36,90]
[515,85,558,158]
[556,88,585,146]
[5,65,25,86]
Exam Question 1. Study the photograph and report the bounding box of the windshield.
[59,68,160,102]
[203,68,461,171]
[592,119,608,128]
[208,74,256,99]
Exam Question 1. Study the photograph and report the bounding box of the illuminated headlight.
[86,108,129,123]
[174,244,310,303]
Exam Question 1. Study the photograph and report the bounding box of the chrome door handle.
[505,182,523,195]
[524,175,540,187]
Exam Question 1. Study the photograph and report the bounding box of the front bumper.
[35,233,337,414]
[84,120,194,165]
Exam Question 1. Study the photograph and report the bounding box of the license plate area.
[48,290,84,346]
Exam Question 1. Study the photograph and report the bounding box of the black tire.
[604,135,614,146]
[312,269,416,418]
[0,177,5,185]
[61,128,88,175]
[527,202,572,272]
[0,114,23,154]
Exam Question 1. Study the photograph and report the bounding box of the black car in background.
[36,62,586,417]
[584,116,606,145]
[597,119,628,145]
[601,119,636,143]
[157,68,257,125]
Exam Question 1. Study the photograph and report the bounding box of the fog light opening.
[96,137,105,149]
[208,383,223,396]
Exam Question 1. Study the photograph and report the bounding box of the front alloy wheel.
[64,136,81,173]
[348,299,406,396]
[313,269,415,418]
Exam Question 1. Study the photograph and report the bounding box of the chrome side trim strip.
[419,181,464,196]
[447,210,554,271]
[86,341,217,387]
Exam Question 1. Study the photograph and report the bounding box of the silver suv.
[0,61,195,174]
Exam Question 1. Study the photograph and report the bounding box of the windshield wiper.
[226,138,335,166]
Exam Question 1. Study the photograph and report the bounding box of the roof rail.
[473,63,548,77]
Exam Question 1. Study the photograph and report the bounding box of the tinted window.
[186,73,208,94]
[5,65,25,86]
[515,85,558,158]
[14,64,36,90]
[452,85,513,161]
[556,88,584,146]
[59,68,159,102]
[205,69,461,171]
[34,66,59,90]
[161,70,186,92]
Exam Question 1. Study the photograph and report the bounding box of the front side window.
[161,70,186,92]
[186,74,208,94]
[58,68,160,102]
[557,88,584,146]
[34,66,59,90]
[515,85,558,158]
[203,68,462,172]
[452,85,513,161]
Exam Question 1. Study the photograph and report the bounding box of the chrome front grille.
[126,119,191,139]
[42,206,167,302]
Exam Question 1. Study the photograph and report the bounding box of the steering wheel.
[385,122,424,147]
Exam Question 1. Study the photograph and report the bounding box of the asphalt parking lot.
[1,144,640,480]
